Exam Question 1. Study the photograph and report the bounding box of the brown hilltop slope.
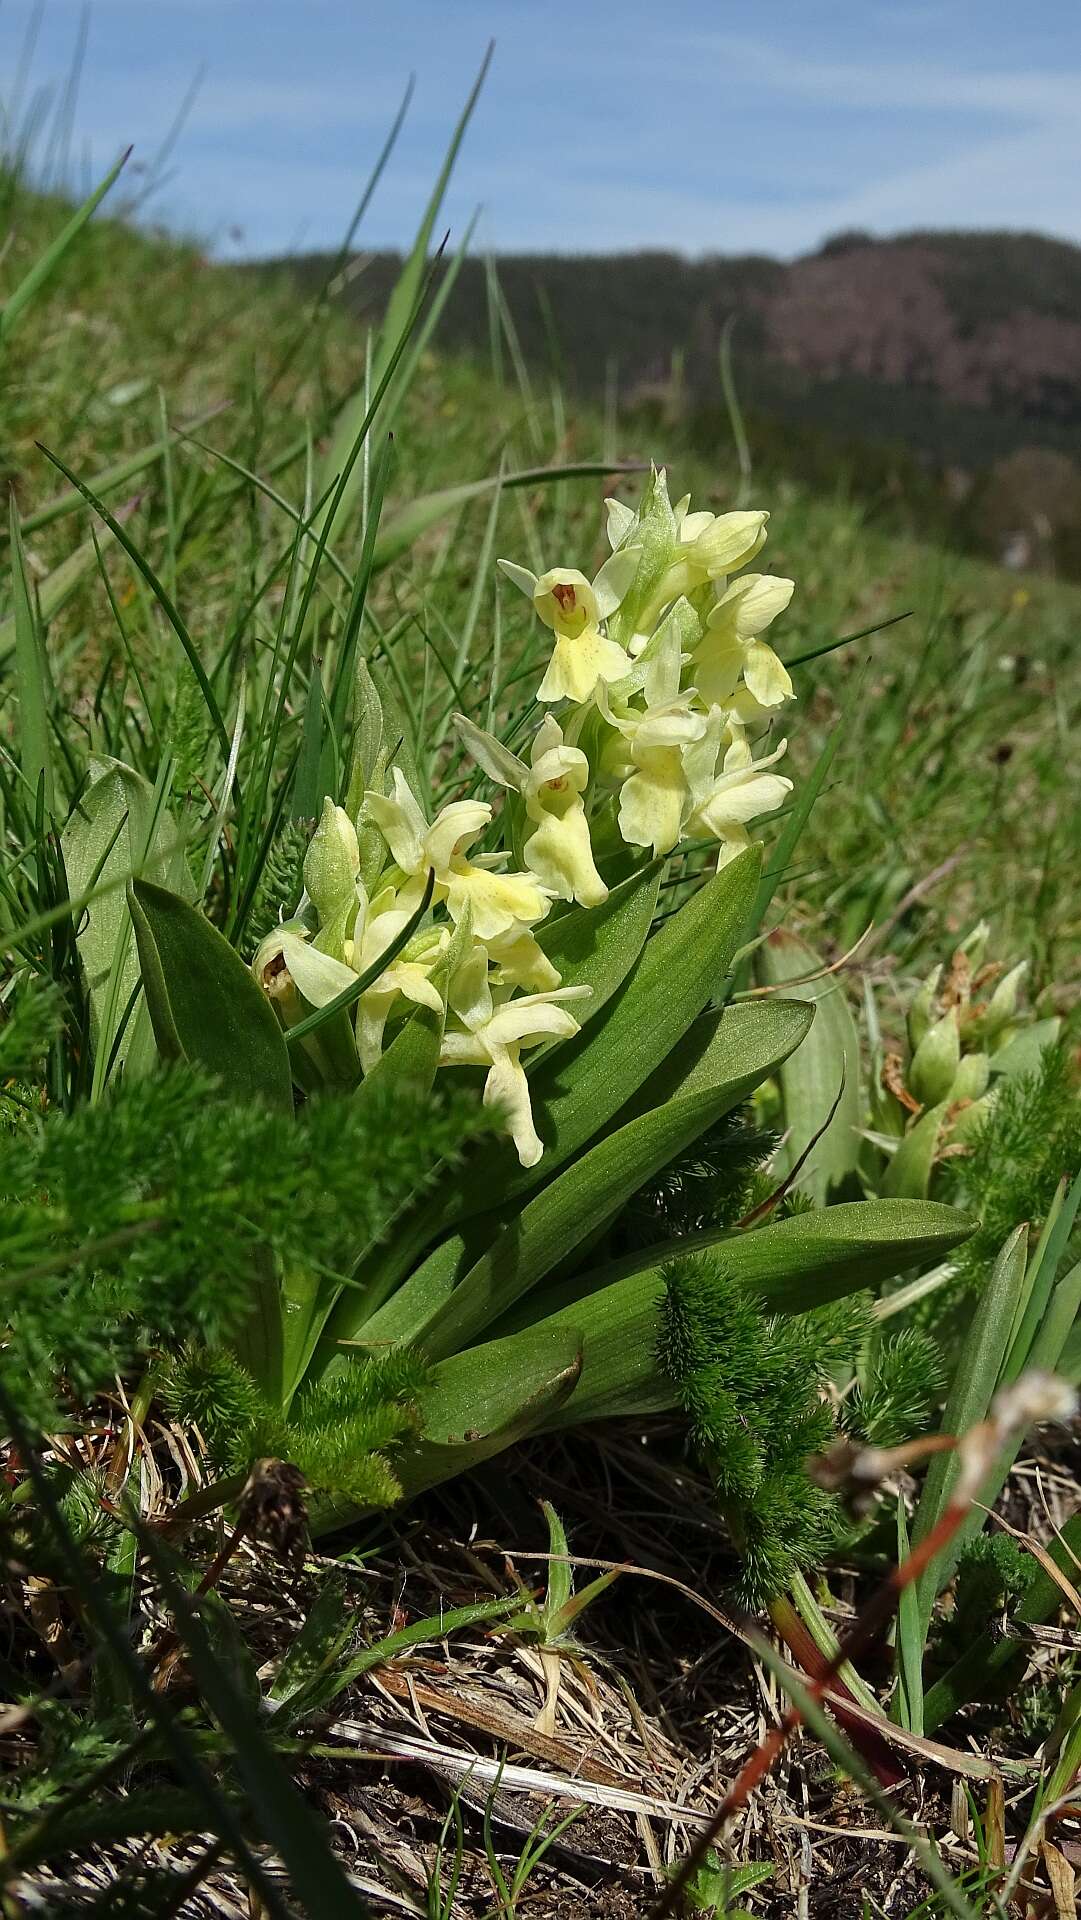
[758,232,1081,422]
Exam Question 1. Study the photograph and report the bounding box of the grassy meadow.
[1,126,1080,1920]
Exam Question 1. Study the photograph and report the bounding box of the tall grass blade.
[0,145,129,342]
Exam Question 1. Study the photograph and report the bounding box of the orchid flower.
[346,887,450,1072]
[633,508,770,641]
[440,946,590,1167]
[522,716,608,906]
[453,710,608,908]
[685,729,793,870]
[498,547,640,703]
[694,573,795,709]
[601,626,707,858]
[365,768,551,940]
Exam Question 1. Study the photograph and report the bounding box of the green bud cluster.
[876,924,1057,1174]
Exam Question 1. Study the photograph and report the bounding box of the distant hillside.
[276,230,1081,574]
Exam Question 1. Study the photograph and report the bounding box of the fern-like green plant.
[658,1252,870,1602]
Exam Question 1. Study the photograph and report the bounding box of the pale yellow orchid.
[685,730,793,870]
[440,946,590,1167]
[453,710,607,908]
[601,626,706,858]
[693,573,795,709]
[346,886,450,1072]
[253,890,451,1076]
[484,924,562,994]
[301,797,362,960]
[522,715,608,907]
[498,547,640,703]
[253,922,352,1021]
[364,768,551,941]
[632,508,770,645]
[303,798,360,920]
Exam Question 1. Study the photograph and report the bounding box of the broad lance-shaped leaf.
[882,1102,947,1200]
[310,858,666,1366]
[455,843,762,1222]
[376,996,815,1358]
[380,1275,671,1506]
[129,879,294,1396]
[493,1201,975,1427]
[520,1197,978,1328]
[322,1201,976,1514]
[62,757,191,1079]
[129,879,293,1113]
[756,927,862,1204]
[280,998,447,1407]
[536,858,662,1020]
[381,1326,585,1504]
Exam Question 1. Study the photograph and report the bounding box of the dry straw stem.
[654,1369,1077,1919]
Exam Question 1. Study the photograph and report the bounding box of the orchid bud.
[909,1008,960,1107]
[959,920,990,970]
[949,1050,990,1104]
[906,965,942,1053]
[982,961,1028,1044]
[607,464,678,647]
[304,798,360,923]
[344,657,385,820]
[949,1088,997,1145]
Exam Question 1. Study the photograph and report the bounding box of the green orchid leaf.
[989,1018,1061,1078]
[129,878,293,1395]
[389,1265,681,1500]
[313,851,752,1367]
[514,1268,676,1432]
[62,757,190,1079]
[882,1102,948,1200]
[536,857,663,1021]
[129,878,293,1114]
[554,1197,977,1323]
[280,999,448,1405]
[416,997,815,1359]
[457,842,762,1222]
[393,1326,584,1497]
[757,927,862,1204]
[384,1202,966,1495]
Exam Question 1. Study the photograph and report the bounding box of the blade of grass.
[9,494,54,817]
[0,145,130,342]
[911,1224,1029,1639]
[894,1496,925,1735]
[35,442,231,766]
[314,43,492,545]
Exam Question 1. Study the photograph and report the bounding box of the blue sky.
[3,1,1081,261]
